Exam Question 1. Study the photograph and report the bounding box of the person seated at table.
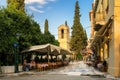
[30,60,36,70]
[23,59,30,71]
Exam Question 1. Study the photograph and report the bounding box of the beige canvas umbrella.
[21,44,49,53]
[21,43,72,55]
[21,43,60,54]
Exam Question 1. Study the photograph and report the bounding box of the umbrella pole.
[48,51,49,63]
[47,47,50,63]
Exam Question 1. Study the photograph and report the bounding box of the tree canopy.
[44,19,49,34]
[7,0,25,12]
[43,19,59,45]
[70,1,87,56]
[0,5,44,64]
[0,0,59,65]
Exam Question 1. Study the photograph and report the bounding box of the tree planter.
[1,65,23,73]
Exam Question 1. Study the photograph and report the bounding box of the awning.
[90,17,113,48]
[21,43,72,55]
[21,44,49,53]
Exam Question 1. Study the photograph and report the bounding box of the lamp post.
[13,33,20,73]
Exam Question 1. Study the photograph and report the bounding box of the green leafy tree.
[77,53,83,60]
[7,0,25,12]
[28,20,42,45]
[70,0,87,59]
[53,40,59,46]
[0,5,42,65]
[82,29,88,47]
[0,1,59,65]
[42,19,59,46]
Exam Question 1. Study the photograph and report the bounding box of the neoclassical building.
[89,0,120,77]
[58,24,70,50]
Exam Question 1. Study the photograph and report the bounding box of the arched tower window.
[61,29,64,39]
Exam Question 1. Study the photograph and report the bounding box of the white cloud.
[25,0,57,14]
[25,0,47,5]
[29,6,44,13]
[25,0,57,4]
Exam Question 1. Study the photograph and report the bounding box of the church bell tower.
[58,24,70,50]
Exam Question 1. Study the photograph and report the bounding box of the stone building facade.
[89,0,120,77]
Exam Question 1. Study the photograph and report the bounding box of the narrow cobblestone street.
[0,61,119,80]
[0,74,112,80]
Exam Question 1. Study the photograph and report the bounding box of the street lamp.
[13,33,20,73]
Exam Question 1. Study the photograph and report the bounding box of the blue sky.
[0,0,93,39]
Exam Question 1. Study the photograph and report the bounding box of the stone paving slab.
[0,61,120,80]
[0,74,117,80]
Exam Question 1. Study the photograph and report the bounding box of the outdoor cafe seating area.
[21,43,71,71]
[22,56,69,71]
[36,61,68,71]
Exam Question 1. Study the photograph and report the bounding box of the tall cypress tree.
[44,19,50,34]
[82,29,88,47]
[70,0,85,55]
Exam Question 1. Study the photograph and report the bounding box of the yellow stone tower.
[58,24,70,50]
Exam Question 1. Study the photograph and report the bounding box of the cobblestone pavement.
[0,61,119,80]
[0,73,114,80]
